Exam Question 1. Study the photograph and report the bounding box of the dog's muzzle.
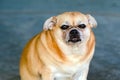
[68,29,81,43]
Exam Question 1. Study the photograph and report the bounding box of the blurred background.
[0,0,120,80]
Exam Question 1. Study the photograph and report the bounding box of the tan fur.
[20,12,97,80]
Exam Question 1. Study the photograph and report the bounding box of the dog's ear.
[86,14,97,28]
[43,16,57,30]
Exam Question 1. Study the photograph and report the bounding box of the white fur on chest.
[49,62,88,80]
[49,64,79,78]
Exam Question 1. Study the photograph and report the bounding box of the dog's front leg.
[72,65,89,80]
[42,68,54,80]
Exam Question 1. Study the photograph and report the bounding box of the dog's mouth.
[68,31,81,43]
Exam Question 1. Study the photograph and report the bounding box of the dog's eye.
[78,24,86,29]
[60,25,69,30]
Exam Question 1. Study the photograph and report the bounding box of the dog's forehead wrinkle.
[69,18,87,26]
[62,21,70,25]
[57,12,88,26]
[61,19,82,26]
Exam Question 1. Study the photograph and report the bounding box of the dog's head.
[43,12,97,45]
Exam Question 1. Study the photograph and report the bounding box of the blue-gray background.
[0,0,120,80]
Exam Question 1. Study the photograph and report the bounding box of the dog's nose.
[70,29,79,35]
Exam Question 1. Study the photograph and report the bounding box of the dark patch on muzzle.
[68,29,81,43]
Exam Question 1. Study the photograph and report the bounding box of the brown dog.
[20,12,97,80]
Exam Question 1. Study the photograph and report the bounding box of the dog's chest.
[49,62,81,79]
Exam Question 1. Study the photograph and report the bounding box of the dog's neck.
[55,33,87,56]
[70,43,87,55]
